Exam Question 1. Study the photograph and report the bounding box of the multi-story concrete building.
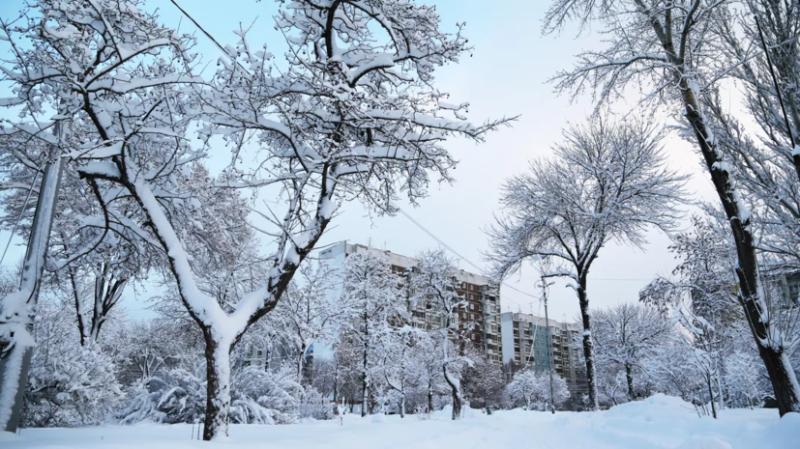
[319,241,503,365]
[500,312,588,397]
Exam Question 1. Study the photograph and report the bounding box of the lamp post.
[537,277,556,414]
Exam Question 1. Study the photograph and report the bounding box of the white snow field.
[1,395,798,449]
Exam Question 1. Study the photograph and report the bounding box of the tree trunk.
[297,343,307,385]
[428,379,434,413]
[203,333,233,441]
[707,373,717,419]
[680,86,800,416]
[625,363,635,400]
[68,268,87,347]
[361,360,369,417]
[361,309,369,417]
[444,364,462,420]
[332,370,339,416]
[576,277,600,411]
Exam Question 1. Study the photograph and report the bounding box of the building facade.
[500,312,588,398]
[319,241,503,365]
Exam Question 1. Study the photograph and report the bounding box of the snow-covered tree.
[43,0,508,439]
[708,1,800,249]
[231,365,304,424]
[488,119,685,410]
[647,339,707,406]
[412,249,472,420]
[274,262,343,384]
[461,345,505,409]
[380,325,426,418]
[545,0,800,415]
[120,318,205,383]
[340,250,406,417]
[0,0,197,431]
[592,303,673,401]
[408,330,444,414]
[673,306,725,418]
[118,366,207,426]
[724,349,767,409]
[640,214,773,413]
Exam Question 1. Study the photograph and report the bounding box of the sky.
[0,0,719,323]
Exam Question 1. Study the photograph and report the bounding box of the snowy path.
[1,395,798,449]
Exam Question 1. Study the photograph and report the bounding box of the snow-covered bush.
[23,302,123,427]
[119,363,307,425]
[232,365,302,424]
[298,386,332,420]
[118,367,206,425]
[505,370,570,411]
[414,404,431,420]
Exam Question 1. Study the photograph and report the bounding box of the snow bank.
[2,395,797,449]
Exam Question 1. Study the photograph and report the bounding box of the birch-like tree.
[0,141,146,348]
[545,0,800,415]
[487,119,685,409]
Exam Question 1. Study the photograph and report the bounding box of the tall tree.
[412,249,472,420]
[487,119,685,409]
[0,0,196,431]
[67,0,508,439]
[545,0,800,415]
[340,250,407,417]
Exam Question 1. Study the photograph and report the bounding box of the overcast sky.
[0,0,719,322]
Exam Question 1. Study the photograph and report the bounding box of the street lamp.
[536,277,556,414]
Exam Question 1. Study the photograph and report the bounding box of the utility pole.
[0,122,65,432]
[539,277,556,414]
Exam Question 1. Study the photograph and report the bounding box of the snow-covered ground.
[2,395,798,449]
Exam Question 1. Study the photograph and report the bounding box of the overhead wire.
[395,205,539,311]
[394,206,655,312]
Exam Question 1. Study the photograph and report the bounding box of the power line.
[394,205,537,310]
[393,206,656,313]
[392,204,664,318]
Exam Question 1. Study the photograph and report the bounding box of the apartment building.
[318,241,503,365]
[500,312,588,397]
